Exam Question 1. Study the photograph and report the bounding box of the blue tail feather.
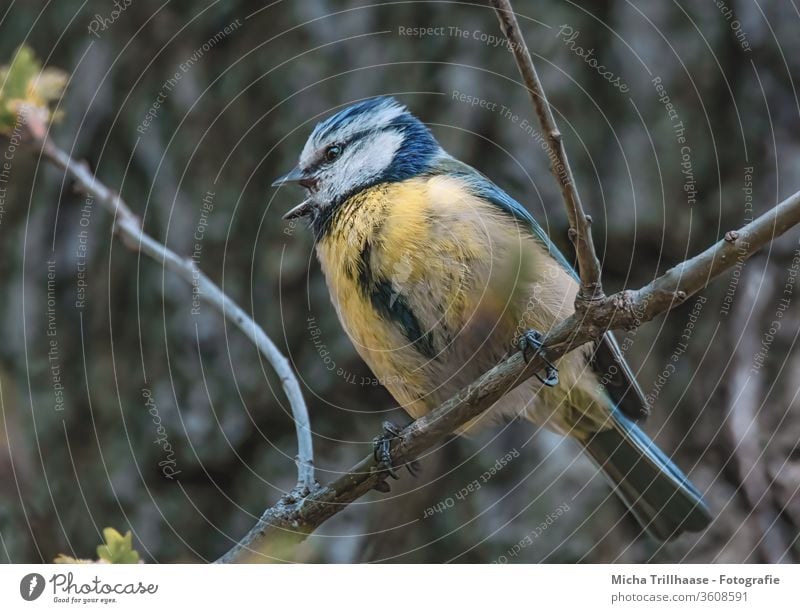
[583,407,712,541]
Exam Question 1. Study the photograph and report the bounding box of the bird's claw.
[372,421,420,491]
[373,421,401,480]
[518,329,559,387]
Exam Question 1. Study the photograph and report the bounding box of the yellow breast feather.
[317,176,537,412]
[316,175,607,428]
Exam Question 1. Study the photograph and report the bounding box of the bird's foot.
[372,421,421,492]
[518,329,559,387]
[373,421,402,480]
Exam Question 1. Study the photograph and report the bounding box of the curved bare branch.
[36,136,317,493]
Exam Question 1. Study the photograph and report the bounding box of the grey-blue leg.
[518,329,559,387]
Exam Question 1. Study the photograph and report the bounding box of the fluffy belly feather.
[316,178,611,437]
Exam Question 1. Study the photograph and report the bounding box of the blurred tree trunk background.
[0,0,798,563]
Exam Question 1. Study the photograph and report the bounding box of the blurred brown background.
[0,0,798,563]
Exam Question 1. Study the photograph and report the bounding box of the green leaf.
[96,527,141,564]
[0,45,66,134]
[0,46,41,100]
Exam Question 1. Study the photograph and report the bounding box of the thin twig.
[489,0,604,307]
[36,137,317,493]
[215,186,800,562]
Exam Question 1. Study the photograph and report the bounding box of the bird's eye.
[324,144,342,162]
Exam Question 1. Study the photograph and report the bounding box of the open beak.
[282,198,315,220]
[273,167,318,220]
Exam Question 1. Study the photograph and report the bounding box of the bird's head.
[273,96,441,229]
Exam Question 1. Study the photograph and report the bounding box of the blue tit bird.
[274,96,712,540]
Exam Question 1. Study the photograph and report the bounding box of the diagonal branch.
[35,136,317,494]
[489,0,604,307]
[216,186,800,562]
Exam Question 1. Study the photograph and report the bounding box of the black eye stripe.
[314,127,383,164]
[311,124,397,169]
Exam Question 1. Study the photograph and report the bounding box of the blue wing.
[428,155,575,273]
[429,155,649,421]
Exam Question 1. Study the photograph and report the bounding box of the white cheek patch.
[329,130,404,199]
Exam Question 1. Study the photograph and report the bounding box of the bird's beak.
[271,166,305,187]
[273,167,318,220]
[282,198,315,220]
[272,166,317,189]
